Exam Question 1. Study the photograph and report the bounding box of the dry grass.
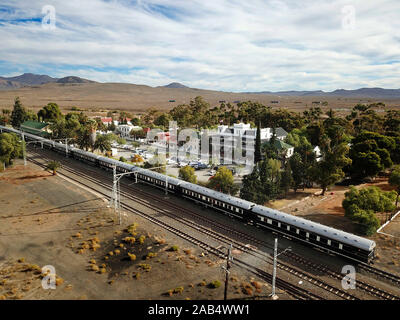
[1,82,399,114]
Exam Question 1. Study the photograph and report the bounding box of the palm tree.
[46,161,61,175]
[94,134,112,154]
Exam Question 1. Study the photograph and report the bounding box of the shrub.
[342,186,396,235]
[139,235,146,244]
[91,265,99,272]
[128,253,136,261]
[173,286,184,294]
[209,280,221,289]
[169,245,179,252]
[146,252,157,260]
[123,237,136,244]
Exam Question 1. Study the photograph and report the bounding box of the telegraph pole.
[223,244,233,300]
[22,132,27,166]
[271,238,278,300]
[269,238,291,300]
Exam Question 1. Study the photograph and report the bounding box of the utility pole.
[271,238,278,300]
[65,138,68,157]
[110,165,120,224]
[22,132,27,166]
[223,244,233,300]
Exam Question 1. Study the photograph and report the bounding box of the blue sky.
[0,0,399,92]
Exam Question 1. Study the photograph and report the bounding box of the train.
[0,125,376,263]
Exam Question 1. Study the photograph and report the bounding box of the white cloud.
[0,0,399,91]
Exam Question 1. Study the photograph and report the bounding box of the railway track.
[357,263,400,287]
[27,148,400,300]
[26,151,324,300]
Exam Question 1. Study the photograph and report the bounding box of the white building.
[117,125,142,138]
[202,123,289,164]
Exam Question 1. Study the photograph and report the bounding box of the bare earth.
[0,160,281,300]
[0,82,399,115]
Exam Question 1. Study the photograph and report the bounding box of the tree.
[11,97,28,128]
[342,186,396,235]
[312,142,352,195]
[154,113,172,129]
[46,161,61,175]
[349,131,395,179]
[389,166,400,206]
[280,161,293,197]
[0,132,23,167]
[37,103,63,122]
[132,154,144,163]
[179,165,197,183]
[130,128,146,140]
[289,152,304,192]
[208,166,237,195]
[240,159,282,203]
[94,134,112,154]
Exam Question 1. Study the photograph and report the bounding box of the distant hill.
[245,88,400,98]
[161,82,189,89]
[0,73,57,86]
[0,79,23,90]
[56,76,96,84]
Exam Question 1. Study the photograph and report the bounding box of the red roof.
[101,117,113,123]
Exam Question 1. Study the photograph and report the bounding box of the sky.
[0,0,399,92]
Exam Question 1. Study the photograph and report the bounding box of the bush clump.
[128,253,137,261]
[169,245,179,252]
[209,280,221,289]
[342,186,396,235]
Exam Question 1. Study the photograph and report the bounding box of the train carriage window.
[331,240,339,248]
[306,232,310,238]
[339,244,343,250]
[259,216,264,222]
[320,238,328,244]
[327,240,331,246]
[296,229,300,234]
[267,219,272,225]
[316,236,320,241]
[287,225,290,231]
[278,222,281,228]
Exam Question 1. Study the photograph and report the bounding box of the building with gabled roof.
[20,121,51,137]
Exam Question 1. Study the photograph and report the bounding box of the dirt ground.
[0,160,280,300]
[1,82,400,115]
[269,179,400,275]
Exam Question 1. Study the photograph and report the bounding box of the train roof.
[136,168,182,186]
[180,182,255,210]
[252,205,376,251]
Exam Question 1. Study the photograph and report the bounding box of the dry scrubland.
[0,82,399,116]
[0,160,283,300]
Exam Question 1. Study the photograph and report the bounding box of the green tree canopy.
[342,186,396,235]
[0,132,23,166]
[207,166,237,195]
[179,165,197,183]
[389,166,400,206]
[94,134,112,154]
[37,103,63,122]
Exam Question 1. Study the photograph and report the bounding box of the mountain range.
[0,73,95,89]
[1,73,400,99]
